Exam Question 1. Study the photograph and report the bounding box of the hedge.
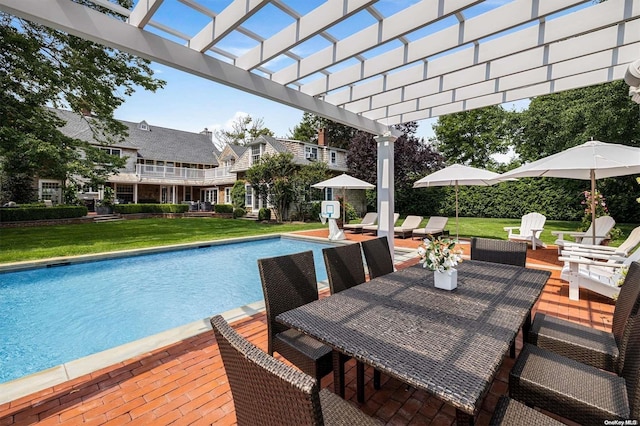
[0,206,88,222]
[214,204,234,214]
[113,204,189,214]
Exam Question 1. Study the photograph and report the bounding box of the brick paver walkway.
[0,232,615,425]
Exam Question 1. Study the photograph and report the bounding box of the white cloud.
[208,111,250,134]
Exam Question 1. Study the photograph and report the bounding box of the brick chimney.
[200,127,213,140]
[318,128,326,146]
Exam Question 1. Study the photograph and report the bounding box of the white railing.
[135,165,234,182]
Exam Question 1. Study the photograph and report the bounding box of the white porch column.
[374,132,397,260]
[134,183,138,204]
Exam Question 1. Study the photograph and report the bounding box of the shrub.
[113,204,188,214]
[309,201,322,221]
[0,206,88,222]
[233,207,246,218]
[214,204,234,214]
[258,208,271,221]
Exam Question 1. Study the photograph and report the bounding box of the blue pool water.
[0,237,333,384]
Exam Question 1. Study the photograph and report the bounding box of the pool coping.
[0,233,417,405]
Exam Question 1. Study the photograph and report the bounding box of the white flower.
[417,236,463,272]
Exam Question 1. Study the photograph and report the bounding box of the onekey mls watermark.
[604,420,638,425]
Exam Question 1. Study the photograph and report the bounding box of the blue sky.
[114,0,530,145]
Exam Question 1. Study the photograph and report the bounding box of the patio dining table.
[276,260,551,424]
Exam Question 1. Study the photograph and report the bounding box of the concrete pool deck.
[0,231,614,425]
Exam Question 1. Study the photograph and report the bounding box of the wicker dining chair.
[361,236,394,279]
[210,315,381,426]
[322,243,367,294]
[529,261,640,372]
[509,309,640,425]
[489,396,564,425]
[470,237,528,267]
[257,250,333,381]
[322,243,382,397]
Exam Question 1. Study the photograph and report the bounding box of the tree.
[346,122,444,214]
[0,4,165,203]
[290,161,329,221]
[289,112,357,149]
[431,106,514,168]
[213,114,274,149]
[245,152,297,222]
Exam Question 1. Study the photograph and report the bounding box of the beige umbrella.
[498,140,640,241]
[312,173,375,221]
[413,164,501,241]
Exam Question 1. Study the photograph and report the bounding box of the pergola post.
[374,133,397,260]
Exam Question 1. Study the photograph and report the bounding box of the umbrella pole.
[455,181,459,242]
[343,187,346,223]
[591,169,596,242]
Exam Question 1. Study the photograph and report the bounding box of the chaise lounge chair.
[411,216,448,240]
[362,213,399,235]
[343,212,377,234]
[504,212,546,250]
[393,215,423,239]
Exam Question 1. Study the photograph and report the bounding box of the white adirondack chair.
[504,212,547,250]
[552,215,616,254]
[559,244,640,301]
[561,226,640,258]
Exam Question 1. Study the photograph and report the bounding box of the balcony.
[135,164,235,184]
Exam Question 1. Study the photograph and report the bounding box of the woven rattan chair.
[470,237,528,267]
[257,251,333,381]
[322,243,382,397]
[509,311,640,425]
[529,261,640,372]
[361,236,394,279]
[322,243,366,294]
[210,315,381,426]
[489,396,563,425]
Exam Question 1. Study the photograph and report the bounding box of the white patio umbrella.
[498,140,640,241]
[413,164,501,241]
[312,173,375,221]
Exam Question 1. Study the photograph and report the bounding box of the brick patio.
[0,232,615,425]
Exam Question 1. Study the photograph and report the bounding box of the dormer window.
[138,121,150,131]
[251,145,262,164]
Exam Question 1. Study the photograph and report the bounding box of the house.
[230,130,349,212]
[48,109,226,209]
[43,110,353,213]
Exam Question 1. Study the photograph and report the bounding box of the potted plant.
[96,186,114,215]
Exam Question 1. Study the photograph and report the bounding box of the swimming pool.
[0,236,334,384]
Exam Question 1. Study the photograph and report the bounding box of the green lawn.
[1,216,636,265]
[0,218,324,264]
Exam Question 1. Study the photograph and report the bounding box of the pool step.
[93,214,124,223]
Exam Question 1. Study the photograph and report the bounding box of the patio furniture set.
[207,234,640,424]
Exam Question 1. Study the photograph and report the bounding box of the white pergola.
[2,0,640,253]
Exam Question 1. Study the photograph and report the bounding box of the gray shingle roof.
[53,109,220,166]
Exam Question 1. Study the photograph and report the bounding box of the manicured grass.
[0,218,324,264]
[2,216,636,265]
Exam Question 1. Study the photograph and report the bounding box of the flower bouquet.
[417,236,463,274]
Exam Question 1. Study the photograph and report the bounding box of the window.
[117,185,134,203]
[330,150,337,165]
[305,146,318,160]
[40,180,61,203]
[326,188,333,201]
[138,121,149,131]
[245,184,253,207]
[144,159,154,172]
[251,145,261,164]
[100,147,122,157]
[225,187,231,204]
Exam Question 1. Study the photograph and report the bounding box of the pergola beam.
[306,0,593,99]
[235,0,376,71]
[129,0,163,28]
[349,19,640,117]
[272,0,485,86]
[189,0,269,53]
[0,0,396,137]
